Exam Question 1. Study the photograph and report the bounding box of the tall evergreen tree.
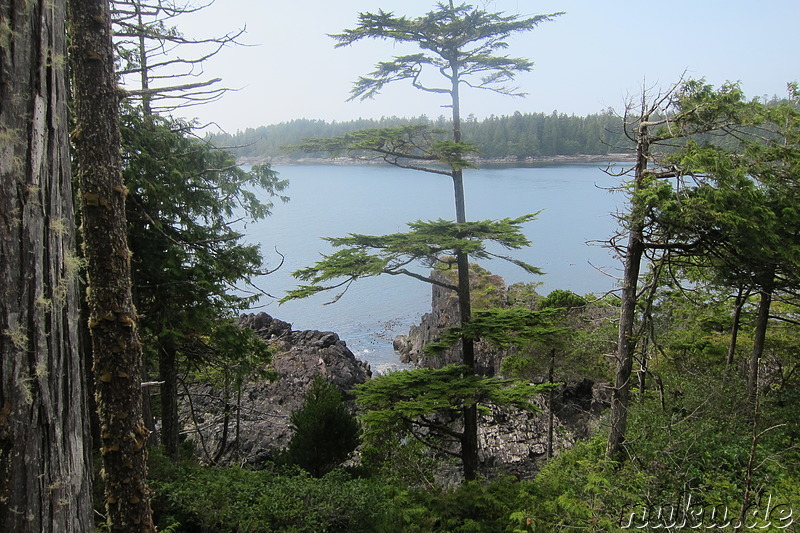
[0,1,93,530]
[120,105,285,459]
[287,1,561,480]
[605,80,760,460]
[68,0,156,528]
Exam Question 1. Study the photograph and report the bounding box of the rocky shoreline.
[180,263,609,479]
[180,313,370,467]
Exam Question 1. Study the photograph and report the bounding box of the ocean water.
[241,162,627,372]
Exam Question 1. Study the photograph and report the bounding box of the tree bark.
[727,286,747,366]
[747,282,773,416]
[449,62,479,481]
[68,0,156,529]
[547,349,555,459]
[606,117,649,460]
[159,339,180,459]
[0,1,93,530]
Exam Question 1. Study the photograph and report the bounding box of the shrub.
[281,376,360,477]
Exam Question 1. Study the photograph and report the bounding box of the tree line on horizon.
[210,109,629,161]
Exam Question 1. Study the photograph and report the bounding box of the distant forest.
[210,110,632,162]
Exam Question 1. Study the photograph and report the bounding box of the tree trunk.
[159,339,180,459]
[547,349,555,459]
[0,2,94,530]
[727,286,748,366]
[747,282,773,416]
[68,0,156,529]
[606,119,649,460]
[450,66,479,481]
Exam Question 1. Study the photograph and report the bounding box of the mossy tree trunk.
[68,0,156,529]
[0,1,94,530]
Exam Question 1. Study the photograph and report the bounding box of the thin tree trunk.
[747,282,772,416]
[68,0,156,529]
[450,64,479,481]
[547,349,555,459]
[727,286,748,366]
[606,118,649,460]
[0,2,94,530]
[134,1,153,116]
[159,339,180,459]
[213,374,232,464]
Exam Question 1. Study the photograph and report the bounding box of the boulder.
[180,312,370,467]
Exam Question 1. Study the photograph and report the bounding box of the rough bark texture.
[0,1,93,530]
[68,0,156,529]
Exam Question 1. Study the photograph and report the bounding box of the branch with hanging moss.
[279,215,540,304]
[285,125,480,173]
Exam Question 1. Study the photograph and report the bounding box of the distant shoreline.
[238,153,636,167]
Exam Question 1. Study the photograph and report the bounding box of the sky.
[158,0,800,133]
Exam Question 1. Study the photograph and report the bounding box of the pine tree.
[287,1,561,481]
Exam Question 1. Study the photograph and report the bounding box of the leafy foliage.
[149,459,394,533]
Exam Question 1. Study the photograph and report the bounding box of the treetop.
[330,2,563,100]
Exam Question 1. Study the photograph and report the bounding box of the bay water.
[243,162,627,372]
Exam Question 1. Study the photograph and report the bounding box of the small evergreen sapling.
[282,377,360,477]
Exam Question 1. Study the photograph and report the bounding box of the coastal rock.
[393,266,611,479]
[477,379,609,479]
[393,268,509,375]
[180,312,370,467]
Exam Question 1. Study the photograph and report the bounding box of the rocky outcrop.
[393,267,612,479]
[393,268,510,375]
[477,379,609,479]
[180,313,370,467]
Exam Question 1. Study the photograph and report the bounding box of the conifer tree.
[286,1,561,480]
[69,0,156,527]
[282,377,360,477]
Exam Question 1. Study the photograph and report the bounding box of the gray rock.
[179,313,370,467]
[392,267,611,480]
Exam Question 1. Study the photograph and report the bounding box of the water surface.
[244,163,627,371]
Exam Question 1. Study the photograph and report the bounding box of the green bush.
[281,376,361,477]
[149,460,394,532]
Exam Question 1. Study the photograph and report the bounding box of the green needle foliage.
[285,1,559,482]
[290,125,479,171]
[330,4,563,100]
[355,365,554,457]
[120,104,288,457]
[281,215,540,304]
[282,377,360,478]
[425,307,568,354]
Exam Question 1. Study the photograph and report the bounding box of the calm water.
[243,163,627,371]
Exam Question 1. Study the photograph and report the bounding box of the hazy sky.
[163,0,800,133]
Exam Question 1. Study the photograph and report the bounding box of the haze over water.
[245,163,626,371]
